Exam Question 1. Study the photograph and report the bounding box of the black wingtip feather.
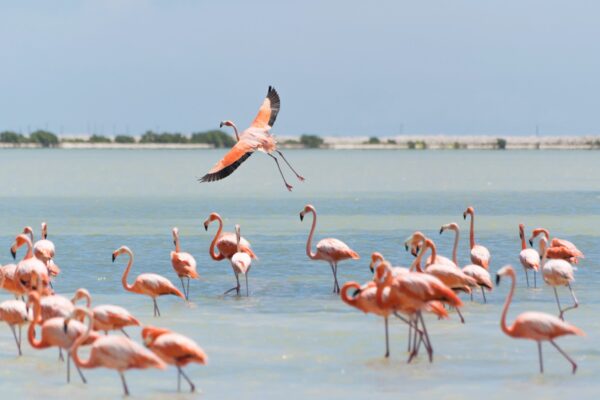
[198,152,252,183]
[266,86,280,128]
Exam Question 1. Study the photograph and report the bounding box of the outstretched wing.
[199,140,254,183]
[251,86,280,130]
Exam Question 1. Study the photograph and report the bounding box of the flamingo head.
[11,234,32,259]
[235,224,241,244]
[203,213,220,231]
[518,223,525,239]
[219,120,234,128]
[463,206,474,219]
[172,227,179,245]
[41,222,48,239]
[22,226,34,240]
[71,288,91,307]
[141,326,171,346]
[299,204,315,221]
[405,231,425,256]
[495,264,515,286]
[112,246,131,262]
[440,222,459,235]
[369,252,384,273]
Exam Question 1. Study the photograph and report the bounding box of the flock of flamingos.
[0,205,587,396]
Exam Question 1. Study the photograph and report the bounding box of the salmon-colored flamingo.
[199,86,304,191]
[170,227,199,301]
[463,206,491,269]
[142,326,208,392]
[67,307,166,396]
[112,246,185,317]
[531,236,579,320]
[369,252,409,277]
[529,228,584,264]
[518,224,540,288]
[0,271,31,355]
[230,224,253,296]
[71,288,140,335]
[23,224,61,281]
[11,234,50,294]
[375,248,462,363]
[440,223,492,303]
[0,262,22,298]
[496,265,585,373]
[300,204,360,294]
[204,213,257,295]
[28,292,99,383]
[408,231,455,268]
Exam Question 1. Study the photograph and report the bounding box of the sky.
[1,0,599,137]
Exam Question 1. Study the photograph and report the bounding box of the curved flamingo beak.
[112,253,116,262]
[299,213,304,221]
[439,227,444,234]
[529,239,533,246]
[203,222,209,231]
[10,248,16,259]
[352,288,361,297]
[219,122,224,128]
[495,274,501,286]
[463,212,467,219]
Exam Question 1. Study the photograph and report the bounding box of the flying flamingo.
[11,234,50,294]
[204,213,257,295]
[0,271,31,355]
[463,206,491,269]
[230,224,253,296]
[529,228,584,264]
[518,224,540,288]
[440,223,492,303]
[531,236,579,320]
[71,288,140,335]
[27,291,99,383]
[112,246,185,317]
[67,307,166,396]
[299,204,360,294]
[375,250,462,363]
[199,86,304,191]
[496,265,584,373]
[142,326,208,392]
[170,227,199,301]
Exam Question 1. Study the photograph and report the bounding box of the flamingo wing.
[152,333,208,366]
[519,248,540,270]
[199,140,255,183]
[251,86,280,130]
[317,238,360,260]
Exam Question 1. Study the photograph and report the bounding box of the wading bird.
[199,86,304,191]
[518,224,540,288]
[0,271,30,355]
[496,265,584,374]
[230,224,253,296]
[11,234,50,295]
[71,288,140,335]
[112,246,185,317]
[300,204,359,294]
[463,207,491,269]
[67,307,166,396]
[142,326,208,392]
[170,227,199,301]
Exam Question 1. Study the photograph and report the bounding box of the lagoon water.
[0,149,599,399]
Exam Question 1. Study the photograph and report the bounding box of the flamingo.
[440,223,492,302]
[0,271,31,355]
[463,206,491,269]
[0,262,22,298]
[71,288,140,335]
[112,246,185,317]
[532,236,579,320]
[230,224,253,296]
[204,213,257,295]
[518,224,540,288]
[11,234,50,294]
[529,228,583,264]
[408,231,455,268]
[27,291,99,383]
[141,326,208,392]
[67,307,166,396]
[299,204,360,294]
[199,86,304,191]
[170,227,199,301]
[375,251,462,363]
[369,252,409,277]
[23,224,61,281]
[496,265,585,373]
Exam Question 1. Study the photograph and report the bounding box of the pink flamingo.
[204,213,257,295]
[230,224,253,296]
[440,223,492,302]
[142,326,208,392]
[369,252,409,277]
[408,231,455,268]
[299,204,360,294]
[11,234,50,294]
[529,228,583,264]
[28,292,99,383]
[67,307,166,396]
[112,246,185,317]
[0,262,22,298]
[496,265,585,373]
[463,206,491,269]
[532,236,579,320]
[199,86,304,191]
[518,224,540,288]
[171,227,199,301]
[71,288,140,335]
[0,271,31,355]
[23,224,61,280]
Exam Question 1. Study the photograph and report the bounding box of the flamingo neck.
[520,229,526,250]
[22,238,34,259]
[230,123,240,141]
[410,243,429,273]
[27,297,44,349]
[174,233,181,253]
[500,271,516,337]
[340,282,359,306]
[539,238,548,266]
[451,228,459,265]
[70,308,94,369]
[375,270,394,308]
[121,249,135,292]
[305,209,319,260]
[208,217,225,261]
[468,213,475,249]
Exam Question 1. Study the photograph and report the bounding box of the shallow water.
[0,149,598,399]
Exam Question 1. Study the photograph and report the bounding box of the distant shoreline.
[1,135,600,150]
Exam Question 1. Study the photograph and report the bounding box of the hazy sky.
[1,1,599,136]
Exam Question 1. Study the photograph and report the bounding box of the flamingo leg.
[533,270,537,288]
[455,307,465,324]
[559,283,579,319]
[245,273,249,297]
[275,150,305,181]
[177,368,181,391]
[553,287,564,320]
[384,317,390,358]
[75,361,87,383]
[267,153,293,191]
[538,341,544,373]
[407,315,420,363]
[179,277,188,301]
[328,263,336,293]
[177,365,196,392]
[153,298,161,317]
[67,352,71,383]
[224,273,241,296]
[418,312,434,362]
[470,292,473,302]
[549,339,578,374]
[186,277,191,301]
[119,372,130,396]
[407,320,412,352]
[9,325,21,356]
[59,347,64,361]
[524,269,530,288]
[481,286,487,303]
[333,262,340,294]
[120,328,130,338]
